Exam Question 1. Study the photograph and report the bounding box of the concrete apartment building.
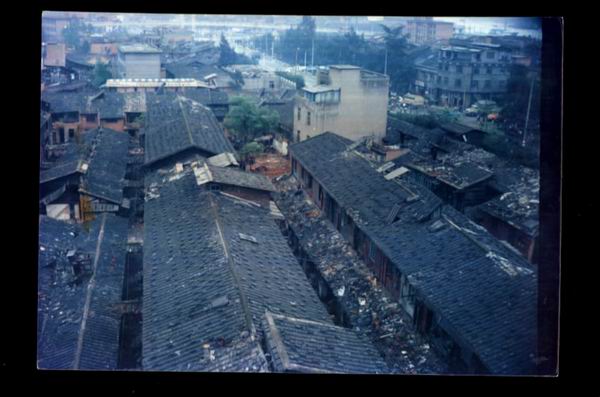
[116,44,162,79]
[414,43,512,108]
[294,65,389,143]
[403,17,454,45]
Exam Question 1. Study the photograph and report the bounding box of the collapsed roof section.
[37,214,128,369]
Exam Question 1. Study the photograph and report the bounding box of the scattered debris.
[272,174,447,374]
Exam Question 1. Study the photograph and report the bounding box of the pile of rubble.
[273,174,447,374]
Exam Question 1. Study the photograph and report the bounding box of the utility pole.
[311,38,314,68]
[304,50,307,69]
[522,71,536,147]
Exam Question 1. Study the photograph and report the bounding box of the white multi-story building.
[294,65,389,143]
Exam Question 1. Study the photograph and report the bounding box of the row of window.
[438,64,506,75]
[297,107,311,126]
[436,77,506,89]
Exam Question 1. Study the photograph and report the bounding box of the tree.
[239,142,265,161]
[380,24,414,94]
[92,61,112,87]
[219,33,238,66]
[224,97,279,145]
[499,64,540,132]
[62,19,93,52]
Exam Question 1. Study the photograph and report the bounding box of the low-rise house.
[37,214,128,369]
[40,128,129,221]
[224,65,296,92]
[398,154,495,211]
[143,92,236,170]
[262,312,388,373]
[439,122,485,146]
[289,132,538,374]
[41,91,131,145]
[165,63,238,92]
[194,162,276,207]
[258,89,296,137]
[142,163,387,373]
[470,164,539,264]
[178,88,230,121]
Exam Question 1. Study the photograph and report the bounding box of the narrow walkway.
[273,174,447,374]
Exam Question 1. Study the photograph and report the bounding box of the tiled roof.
[40,132,98,185]
[40,159,85,184]
[179,88,229,106]
[479,166,539,236]
[165,63,235,87]
[263,312,389,374]
[37,214,128,369]
[407,155,493,190]
[80,128,129,204]
[195,163,276,192]
[41,91,126,119]
[290,133,443,230]
[89,91,126,119]
[290,132,537,374]
[440,122,482,136]
[142,168,331,371]
[42,91,90,114]
[144,93,236,168]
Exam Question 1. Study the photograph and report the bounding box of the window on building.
[318,185,323,202]
[487,67,493,74]
[307,174,313,188]
[456,65,463,73]
[487,51,495,59]
[443,77,449,85]
[297,107,301,121]
[484,80,491,88]
[307,111,311,126]
[297,130,301,142]
[472,80,479,88]
[269,81,274,89]
[473,67,480,75]
[474,53,481,61]
[59,127,65,143]
[454,79,462,88]
[68,129,75,141]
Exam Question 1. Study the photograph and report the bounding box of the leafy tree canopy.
[92,61,112,87]
[224,96,279,144]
